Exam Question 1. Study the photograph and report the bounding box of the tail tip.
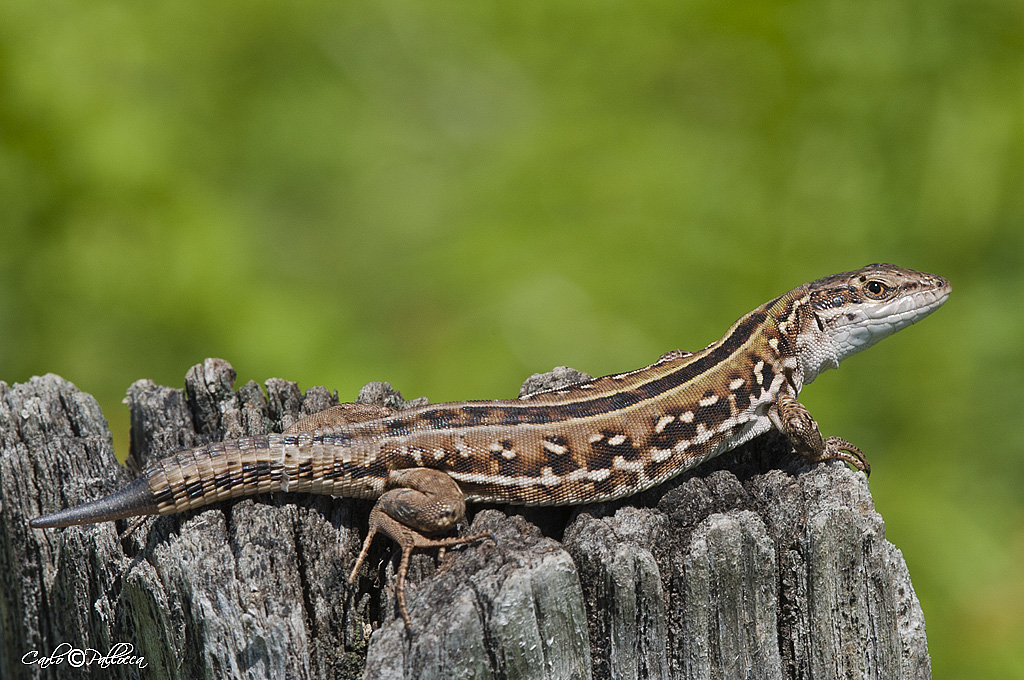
[28,477,158,529]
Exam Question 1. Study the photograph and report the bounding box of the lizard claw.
[821,436,871,476]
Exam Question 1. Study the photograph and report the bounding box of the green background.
[2,1,1022,676]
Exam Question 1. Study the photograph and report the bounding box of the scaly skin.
[31,263,951,624]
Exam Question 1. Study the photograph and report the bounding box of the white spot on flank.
[768,338,779,352]
[699,394,719,407]
[680,411,694,423]
[613,455,643,472]
[588,432,604,444]
[694,423,713,444]
[754,361,765,385]
[588,468,611,482]
[564,468,590,483]
[650,448,673,463]
[717,416,738,433]
[490,441,515,459]
[433,448,446,461]
[729,378,745,391]
[539,466,559,487]
[608,434,627,446]
[655,415,675,433]
[542,440,568,456]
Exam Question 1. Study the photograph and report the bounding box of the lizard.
[30,263,951,625]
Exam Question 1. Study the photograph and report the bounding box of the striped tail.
[30,432,387,529]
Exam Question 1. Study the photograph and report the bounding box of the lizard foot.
[815,436,871,476]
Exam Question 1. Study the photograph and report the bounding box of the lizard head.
[796,263,951,383]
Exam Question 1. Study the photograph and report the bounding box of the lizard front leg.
[348,468,491,625]
[770,392,871,475]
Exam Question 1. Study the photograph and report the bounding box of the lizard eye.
[863,280,889,299]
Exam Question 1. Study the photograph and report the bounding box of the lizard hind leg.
[347,467,492,626]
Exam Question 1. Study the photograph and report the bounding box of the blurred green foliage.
[2,0,1023,675]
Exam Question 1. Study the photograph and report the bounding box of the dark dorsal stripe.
[398,309,770,430]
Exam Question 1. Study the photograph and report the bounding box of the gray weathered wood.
[1,359,930,679]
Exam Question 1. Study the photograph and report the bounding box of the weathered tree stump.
[1,359,930,679]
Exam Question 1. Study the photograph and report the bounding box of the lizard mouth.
[863,279,951,330]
